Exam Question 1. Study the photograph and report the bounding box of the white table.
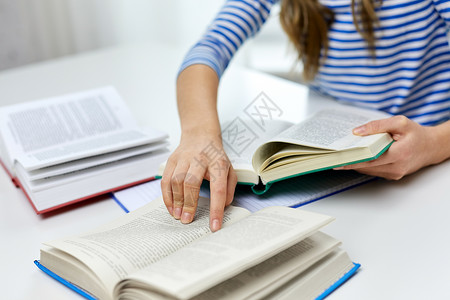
[0,42,449,300]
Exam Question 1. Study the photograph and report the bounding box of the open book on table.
[0,87,170,213]
[35,197,360,300]
[159,105,392,194]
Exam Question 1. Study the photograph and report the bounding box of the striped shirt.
[180,0,450,125]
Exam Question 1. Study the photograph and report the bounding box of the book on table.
[35,197,360,300]
[0,86,170,213]
[159,105,392,194]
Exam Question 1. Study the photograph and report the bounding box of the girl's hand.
[334,115,450,180]
[160,132,237,232]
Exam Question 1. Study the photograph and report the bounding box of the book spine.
[316,262,361,300]
[251,182,272,195]
[0,158,19,187]
[34,260,97,300]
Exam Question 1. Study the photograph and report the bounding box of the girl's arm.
[162,0,277,231]
[161,65,237,232]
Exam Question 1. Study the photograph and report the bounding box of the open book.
[35,197,360,300]
[0,87,170,213]
[161,105,392,194]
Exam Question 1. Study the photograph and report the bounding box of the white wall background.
[0,0,297,75]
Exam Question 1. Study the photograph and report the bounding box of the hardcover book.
[158,105,392,194]
[36,197,360,300]
[0,87,170,213]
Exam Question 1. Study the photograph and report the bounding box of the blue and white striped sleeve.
[179,0,278,79]
[433,0,450,28]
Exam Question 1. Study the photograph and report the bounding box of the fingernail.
[181,212,192,224]
[211,219,221,232]
[333,166,344,170]
[353,126,365,135]
[167,206,173,216]
[173,207,182,219]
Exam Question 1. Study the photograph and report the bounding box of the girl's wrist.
[180,125,222,142]
[427,121,450,165]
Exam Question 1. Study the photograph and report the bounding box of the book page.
[251,106,391,172]
[192,232,340,300]
[115,206,334,299]
[42,197,250,297]
[0,87,166,170]
[273,107,389,151]
[222,119,293,172]
[23,141,169,181]
[262,249,355,300]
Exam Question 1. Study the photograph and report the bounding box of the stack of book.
[0,87,170,213]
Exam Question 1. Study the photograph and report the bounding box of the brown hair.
[280,0,381,81]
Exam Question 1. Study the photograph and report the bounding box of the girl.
[161,0,450,231]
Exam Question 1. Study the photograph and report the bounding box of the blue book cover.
[34,260,96,300]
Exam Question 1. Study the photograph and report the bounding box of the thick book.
[0,87,170,213]
[35,197,360,300]
[158,105,392,194]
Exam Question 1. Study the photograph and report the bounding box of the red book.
[0,87,170,213]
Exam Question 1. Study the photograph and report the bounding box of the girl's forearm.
[176,65,222,139]
[429,120,450,164]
